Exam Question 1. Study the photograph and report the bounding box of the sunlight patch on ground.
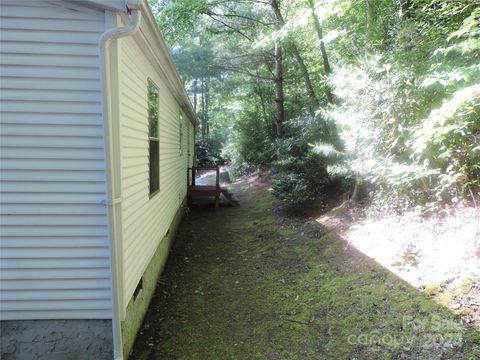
[317,204,480,326]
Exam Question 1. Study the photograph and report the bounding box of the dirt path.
[130,176,479,360]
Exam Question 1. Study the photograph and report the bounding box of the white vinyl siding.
[118,29,192,305]
[0,1,112,320]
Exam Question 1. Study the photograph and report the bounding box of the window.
[179,112,184,156]
[148,79,159,197]
[186,121,190,159]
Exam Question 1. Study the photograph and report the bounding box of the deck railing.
[188,166,220,189]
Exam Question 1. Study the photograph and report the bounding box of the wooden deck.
[187,167,238,207]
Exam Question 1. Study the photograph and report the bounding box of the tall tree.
[270,0,318,107]
[271,0,285,139]
[307,0,334,104]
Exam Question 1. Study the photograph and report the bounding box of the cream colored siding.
[118,28,192,304]
[0,1,112,320]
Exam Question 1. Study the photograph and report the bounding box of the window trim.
[179,112,184,157]
[147,78,160,198]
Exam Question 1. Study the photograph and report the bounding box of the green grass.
[131,179,480,360]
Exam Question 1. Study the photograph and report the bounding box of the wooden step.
[220,189,239,207]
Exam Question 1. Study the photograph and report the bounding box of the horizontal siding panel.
[121,184,148,204]
[121,135,148,148]
[1,204,106,215]
[121,194,148,214]
[0,17,105,33]
[0,237,108,248]
[0,169,105,182]
[1,65,99,79]
[121,173,148,190]
[1,278,111,291]
[0,14,105,34]
[0,29,102,44]
[0,226,108,238]
[1,247,110,259]
[122,162,148,176]
[122,101,147,120]
[122,149,148,160]
[120,90,148,112]
[0,193,105,204]
[2,89,101,103]
[122,118,148,133]
[0,181,105,193]
[1,258,109,270]
[121,195,148,221]
[1,299,111,311]
[1,268,110,281]
[0,159,105,171]
[0,113,102,126]
[1,214,107,226]
[1,100,102,114]
[1,124,103,137]
[1,77,101,91]
[0,53,100,67]
[1,289,111,301]
[0,42,99,56]
[0,136,104,148]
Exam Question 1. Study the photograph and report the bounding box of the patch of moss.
[131,178,480,360]
[423,284,440,297]
[277,226,297,237]
[460,278,475,294]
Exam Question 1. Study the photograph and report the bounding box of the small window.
[148,80,159,197]
[133,277,143,301]
[186,122,190,159]
[179,112,184,156]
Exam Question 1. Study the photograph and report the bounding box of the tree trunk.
[289,44,318,107]
[205,77,210,137]
[366,0,377,36]
[193,79,198,113]
[398,0,412,21]
[274,40,285,140]
[201,78,206,139]
[256,83,272,131]
[270,0,318,107]
[307,0,334,104]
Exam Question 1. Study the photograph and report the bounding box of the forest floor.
[130,173,480,360]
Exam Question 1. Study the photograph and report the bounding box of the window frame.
[179,111,184,157]
[147,79,160,198]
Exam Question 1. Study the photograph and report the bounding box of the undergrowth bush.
[270,114,349,206]
[329,50,479,211]
[195,139,224,166]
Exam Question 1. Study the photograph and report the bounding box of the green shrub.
[271,172,315,205]
[195,139,224,166]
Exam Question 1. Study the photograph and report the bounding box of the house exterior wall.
[0,0,113,321]
[117,22,194,309]
[0,2,196,358]
[120,198,186,358]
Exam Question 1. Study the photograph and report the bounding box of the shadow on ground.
[130,175,480,360]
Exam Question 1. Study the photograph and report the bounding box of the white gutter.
[99,4,142,360]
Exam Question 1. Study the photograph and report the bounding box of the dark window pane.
[179,121,183,155]
[149,139,159,195]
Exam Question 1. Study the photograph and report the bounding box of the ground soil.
[130,174,480,360]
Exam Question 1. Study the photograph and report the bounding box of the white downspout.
[99,5,142,360]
